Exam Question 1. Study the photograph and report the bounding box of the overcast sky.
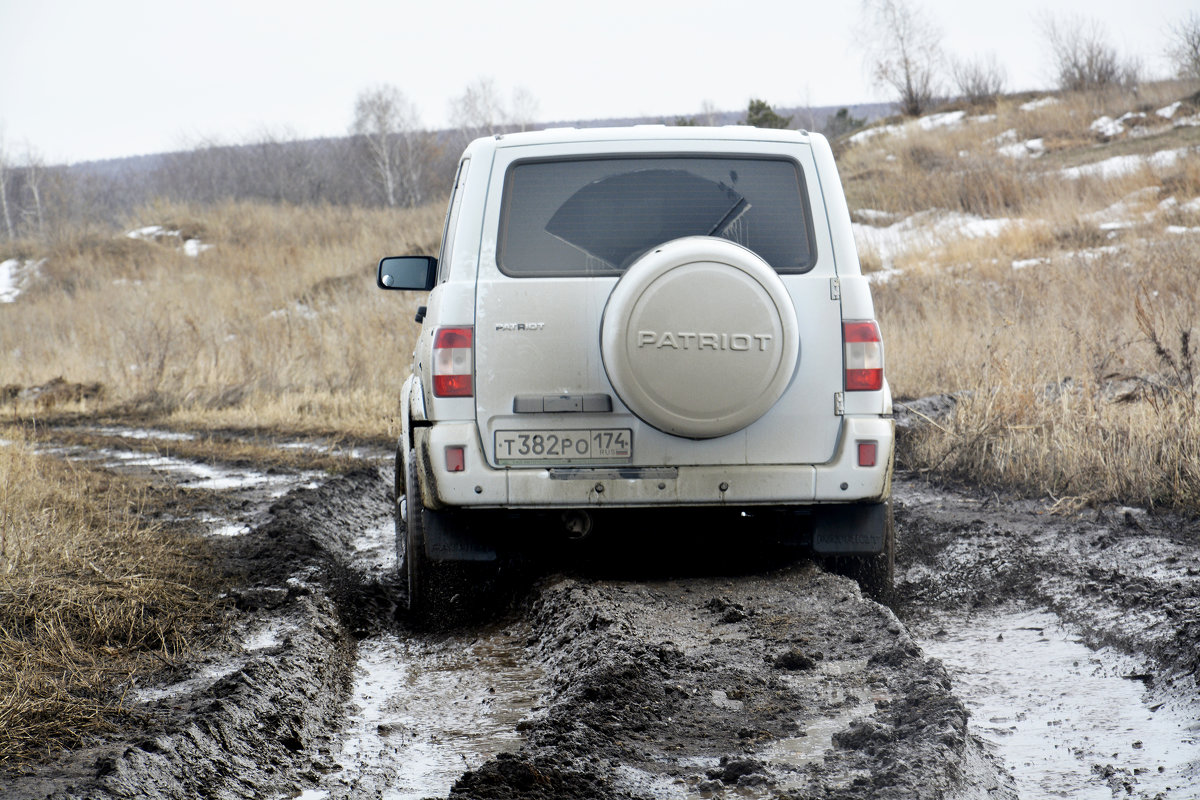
[1,0,1194,164]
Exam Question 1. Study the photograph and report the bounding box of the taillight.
[844,321,883,392]
[432,326,473,397]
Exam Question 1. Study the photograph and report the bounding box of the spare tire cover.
[601,236,800,439]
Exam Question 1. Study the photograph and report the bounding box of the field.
[1,80,1199,772]
[841,83,1200,510]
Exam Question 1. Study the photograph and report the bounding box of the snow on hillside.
[126,225,212,256]
[0,258,44,303]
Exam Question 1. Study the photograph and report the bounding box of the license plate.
[494,428,632,465]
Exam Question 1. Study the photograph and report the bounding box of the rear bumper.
[411,416,894,510]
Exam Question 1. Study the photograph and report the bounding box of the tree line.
[2,7,1198,244]
[860,1,1200,117]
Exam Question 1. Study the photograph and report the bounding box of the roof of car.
[466,125,818,154]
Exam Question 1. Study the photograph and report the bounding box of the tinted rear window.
[498,156,815,276]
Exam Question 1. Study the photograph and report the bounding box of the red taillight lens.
[445,446,465,472]
[432,326,473,397]
[844,321,883,392]
[857,441,877,467]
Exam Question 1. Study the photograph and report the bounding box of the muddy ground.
[4,426,1198,799]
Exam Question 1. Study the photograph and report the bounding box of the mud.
[453,569,1008,799]
[896,476,1200,798]
[5,425,1199,799]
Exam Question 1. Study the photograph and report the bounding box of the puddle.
[132,660,243,704]
[277,440,391,461]
[131,620,300,704]
[310,626,545,799]
[914,608,1200,799]
[89,426,199,442]
[32,440,322,494]
[347,521,396,572]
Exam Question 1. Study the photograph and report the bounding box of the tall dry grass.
[0,433,223,766]
[853,82,1200,510]
[1,200,444,437]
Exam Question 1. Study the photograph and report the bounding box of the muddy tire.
[824,501,895,603]
[400,449,495,626]
[401,449,431,618]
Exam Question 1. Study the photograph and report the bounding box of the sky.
[0,0,1194,164]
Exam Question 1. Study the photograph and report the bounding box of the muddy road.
[5,427,1198,799]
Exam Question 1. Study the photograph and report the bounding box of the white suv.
[378,126,894,615]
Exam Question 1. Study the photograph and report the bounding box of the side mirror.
[378,256,437,291]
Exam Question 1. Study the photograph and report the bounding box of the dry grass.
[0,82,1198,769]
[1,200,443,437]
[0,200,441,765]
[0,433,223,766]
[856,81,1200,510]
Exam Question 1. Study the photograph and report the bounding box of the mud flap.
[811,502,887,555]
[422,508,499,562]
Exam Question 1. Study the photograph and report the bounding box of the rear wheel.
[823,501,894,603]
[399,448,496,625]
[400,448,434,618]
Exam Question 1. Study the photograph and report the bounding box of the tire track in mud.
[896,476,1200,799]
[37,428,1199,799]
[5,441,1016,800]
[454,570,1010,800]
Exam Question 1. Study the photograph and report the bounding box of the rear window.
[497,156,815,277]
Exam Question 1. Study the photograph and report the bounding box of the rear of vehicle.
[385,127,894,614]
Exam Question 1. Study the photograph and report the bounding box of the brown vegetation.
[1,80,1198,768]
[0,433,224,766]
[1,200,443,437]
[846,81,1200,510]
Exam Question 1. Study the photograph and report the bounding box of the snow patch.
[852,209,898,226]
[917,110,966,130]
[853,210,1019,267]
[847,123,901,145]
[998,137,1044,159]
[1061,147,1195,180]
[1020,97,1059,112]
[847,110,967,146]
[182,239,212,257]
[126,225,211,257]
[1085,187,1160,230]
[0,258,45,303]
[1157,101,1182,119]
[1090,116,1124,138]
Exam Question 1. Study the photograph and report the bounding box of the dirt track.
[4,429,1198,799]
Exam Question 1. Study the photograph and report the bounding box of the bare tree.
[449,77,507,141]
[1167,12,1200,80]
[1040,13,1139,91]
[509,86,540,132]
[22,148,45,239]
[351,84,425,207]
[0,133,14,240]
[699,100,720,126]
[860,0,944,116]
[950,52,1007,105]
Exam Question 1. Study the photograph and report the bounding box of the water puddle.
[89,426,199,442]
[32,439,322,493]
[914,608,1200,799]
[306,625,545,800]
[347,520,397,573]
